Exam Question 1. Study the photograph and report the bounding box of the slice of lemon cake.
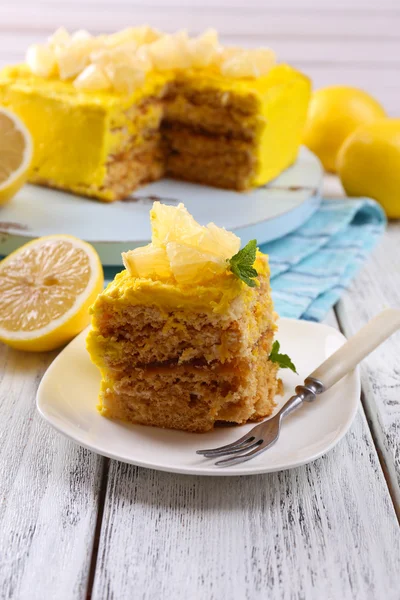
[0,27,311,201]
[87,202,283,433]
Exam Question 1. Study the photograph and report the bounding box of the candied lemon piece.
[48,26,70,48]
[148,31,191,71]
[112,41,139,60]
[90,45,133,68]
[217,46,241,63]
[122,244,172,280]
[199,28,219,46]
[91,46,151,93]
[74,64,111,91]
[56,35,102,80]
[166,242,226,284]
[107,64,145,94]
[70,30,93,43]
[104,28,139,49]
[130,25,161,45]
[106,42,139,66]
[26,44,57,78]
[188,29,219,68]
[150,202,203,247]
[220,52,258,78]
[56,45,89,80]
[105,26,160,48]
[103,61,145,94]
[201,223,241,258]
[134,47,153,72]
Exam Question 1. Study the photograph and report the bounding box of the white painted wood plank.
[2,0,400,11]
[0,344,103,600]
[91,312,399,600]
[0,7,399,38]
[336,222,400,510]
[306,71,399,116]
[307,66,400,92]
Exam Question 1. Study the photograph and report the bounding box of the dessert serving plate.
[0,147,322,265]
[36,318,360,476]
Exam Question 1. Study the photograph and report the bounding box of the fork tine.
[196,432,256,457]
[215,438,276,467]
[198,439,262,458]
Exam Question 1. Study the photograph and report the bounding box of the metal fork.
[197,308,400,467]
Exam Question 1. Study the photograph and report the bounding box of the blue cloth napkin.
[260,198,386,322]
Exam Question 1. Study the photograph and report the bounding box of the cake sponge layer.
[165,67,311,189]
[98,334,279,433]
[166,151,254,190]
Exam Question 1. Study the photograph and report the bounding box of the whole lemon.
[303,86,386,173]
[337,118,400,219]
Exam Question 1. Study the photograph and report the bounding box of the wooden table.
[1,177,399,600]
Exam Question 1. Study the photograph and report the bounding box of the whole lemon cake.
[0,27,311,201]
[86,202,289,433]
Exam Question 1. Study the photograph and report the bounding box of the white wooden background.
[0,0,399,115]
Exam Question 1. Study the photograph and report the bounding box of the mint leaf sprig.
[228,239,258,287]
[269,340,297,374]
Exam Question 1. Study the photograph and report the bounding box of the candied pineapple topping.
[122,202,241,285]
[25,27,277,92]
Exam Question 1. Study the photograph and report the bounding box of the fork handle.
[309,308,400,391]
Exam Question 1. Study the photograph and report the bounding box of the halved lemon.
[0,235,104,351]
[0,107,33,205]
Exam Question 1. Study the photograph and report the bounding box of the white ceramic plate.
[36,318,360,476]
[0,147,322,265]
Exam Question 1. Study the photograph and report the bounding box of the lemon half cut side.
[0,235,104,351]
[0,106,33,204]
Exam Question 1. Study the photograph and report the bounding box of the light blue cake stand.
[0,147,322,266]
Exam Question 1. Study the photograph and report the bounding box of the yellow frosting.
[91,251,268,316]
